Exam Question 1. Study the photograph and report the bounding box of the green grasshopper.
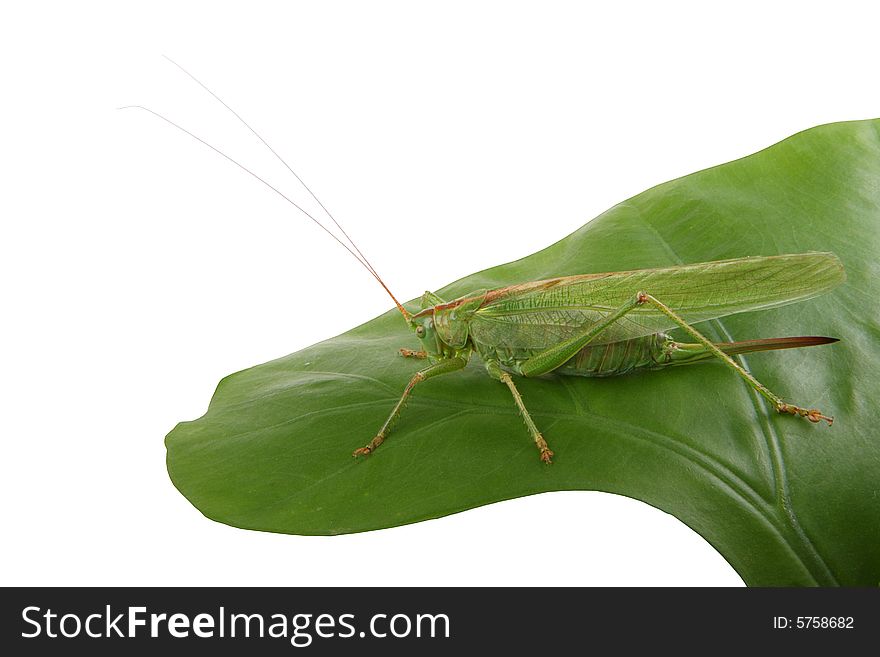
[130,62,845,464]
[361,252,843,463]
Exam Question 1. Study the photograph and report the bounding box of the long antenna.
[120,109,410,321]
[161,56,383,283]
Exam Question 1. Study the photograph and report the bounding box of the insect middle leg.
[353,355,469,458]
[486,361,554,463]
[636,293,833,424]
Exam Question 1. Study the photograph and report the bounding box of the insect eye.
[416,326,426,338]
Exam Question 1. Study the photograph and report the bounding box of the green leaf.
[166,119,880,586]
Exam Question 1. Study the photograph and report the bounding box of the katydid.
[364,253,843,463]
[128,61,845,464]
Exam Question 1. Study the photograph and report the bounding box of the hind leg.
[637,292,832,424]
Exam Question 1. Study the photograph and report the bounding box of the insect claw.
[777,403,834,426]
[534,433,554,464]
[353,433,387,458]
[807,409,834,425]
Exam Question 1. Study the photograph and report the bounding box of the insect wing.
[470,252,845,348]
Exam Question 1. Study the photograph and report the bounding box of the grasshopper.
[129,61,845,464]
[363,253,843,463]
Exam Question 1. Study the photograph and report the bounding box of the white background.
[2,1,878,586]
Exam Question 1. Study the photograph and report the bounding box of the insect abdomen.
[556,334,670,377]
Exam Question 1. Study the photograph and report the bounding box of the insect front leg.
[485,361,554,463]
[398,348,428,359]
[353,355,469,458]
[636,293,833,425]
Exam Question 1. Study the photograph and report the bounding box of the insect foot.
[536,434,554,464]
[399,348,428,359]
[777,402,834,426]
[353,434,386,458]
